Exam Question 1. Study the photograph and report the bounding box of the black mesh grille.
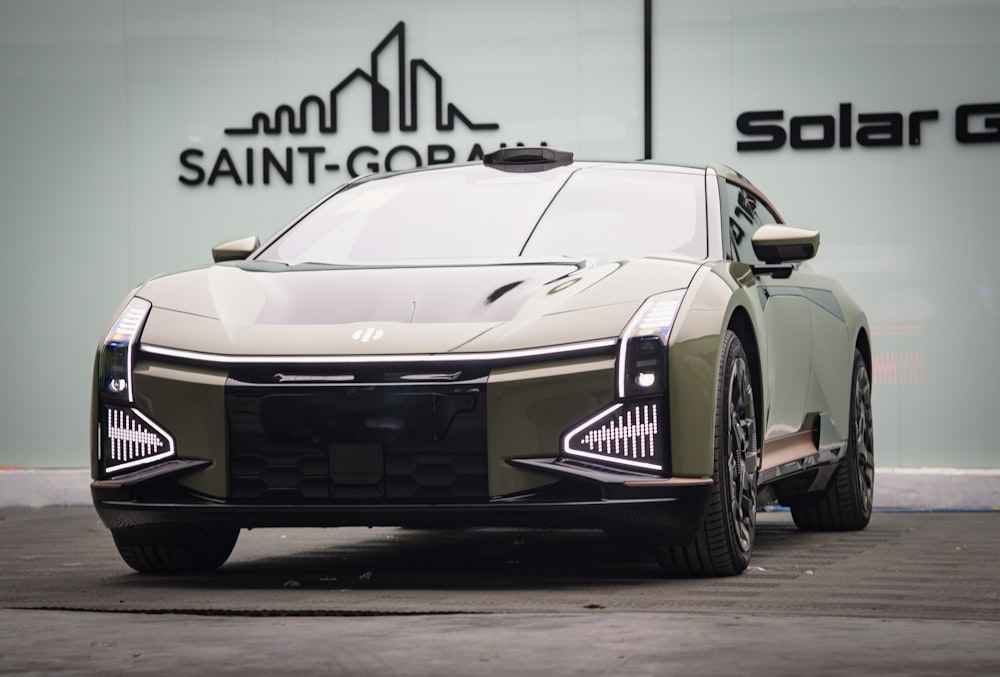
[226,376,488,503]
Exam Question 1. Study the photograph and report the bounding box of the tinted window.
[726,182,762,264]
[522,168,706,259]
[258,166,567,264]
[755,200,780,227]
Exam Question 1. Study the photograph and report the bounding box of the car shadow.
[112,513,809,593]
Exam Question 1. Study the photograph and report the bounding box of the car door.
[724,181,814,444]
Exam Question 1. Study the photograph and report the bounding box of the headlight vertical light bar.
[99,297,151,403]
[97,297,175,475]
[616,290,685,398]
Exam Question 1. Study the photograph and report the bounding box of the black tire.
[790,349,874,531]
[112,526,240,574]
[656,330,759,576]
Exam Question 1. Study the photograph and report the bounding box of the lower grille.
[226,380,488,503]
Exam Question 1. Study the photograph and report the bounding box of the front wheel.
[656,330,759,576]
[112,525,240,574]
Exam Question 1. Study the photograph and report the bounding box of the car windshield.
[256,164,707,264]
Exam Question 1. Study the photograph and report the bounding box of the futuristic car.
[92,147,874,576]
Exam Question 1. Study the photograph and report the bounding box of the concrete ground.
[1,507,998,675]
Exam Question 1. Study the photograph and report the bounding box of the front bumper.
[92,457,713,543]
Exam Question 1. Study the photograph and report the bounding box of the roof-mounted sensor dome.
[483,146,574,172]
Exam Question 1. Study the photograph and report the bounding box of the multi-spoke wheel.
[790,348,874,531]
[657,330,759,576]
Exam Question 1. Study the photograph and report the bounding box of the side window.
[725,182,761,264]
[755,200,780,227]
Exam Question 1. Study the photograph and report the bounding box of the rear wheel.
[790,349,874,531]
[656,330,759,576]
[112,526,239,574]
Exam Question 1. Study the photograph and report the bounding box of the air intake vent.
[226,382,489,502]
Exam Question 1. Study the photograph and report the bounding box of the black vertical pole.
[643,0,653,159]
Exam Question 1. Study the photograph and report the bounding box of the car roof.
[346,155,711,188]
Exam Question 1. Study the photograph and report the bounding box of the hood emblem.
[352,327,384,343]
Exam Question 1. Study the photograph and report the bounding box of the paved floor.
[1,507,998,675]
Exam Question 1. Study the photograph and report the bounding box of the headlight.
[98,297,151,403]
[616,290,685,398]
[96,297,175,476]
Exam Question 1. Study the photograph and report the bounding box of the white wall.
[657,1,999,468]
[0,0,996,469]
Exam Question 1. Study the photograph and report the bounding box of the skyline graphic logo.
[224,22,498,136]
[178,21,537,188]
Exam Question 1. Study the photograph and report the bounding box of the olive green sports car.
[92,147,873,576]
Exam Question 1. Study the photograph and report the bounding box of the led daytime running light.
[101,297,151,403]
[562,401,663,472]
[107,301,148,345]
[102,406,176,474]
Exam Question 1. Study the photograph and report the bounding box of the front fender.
[667,263,767,477]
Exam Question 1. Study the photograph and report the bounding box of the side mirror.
[751,225,820,264]
[212,235,260,263]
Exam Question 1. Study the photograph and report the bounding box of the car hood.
[136,258,702,356]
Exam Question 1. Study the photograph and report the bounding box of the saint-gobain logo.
[178,22,539,187]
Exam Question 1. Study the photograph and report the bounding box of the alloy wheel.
[727,355,757,553]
